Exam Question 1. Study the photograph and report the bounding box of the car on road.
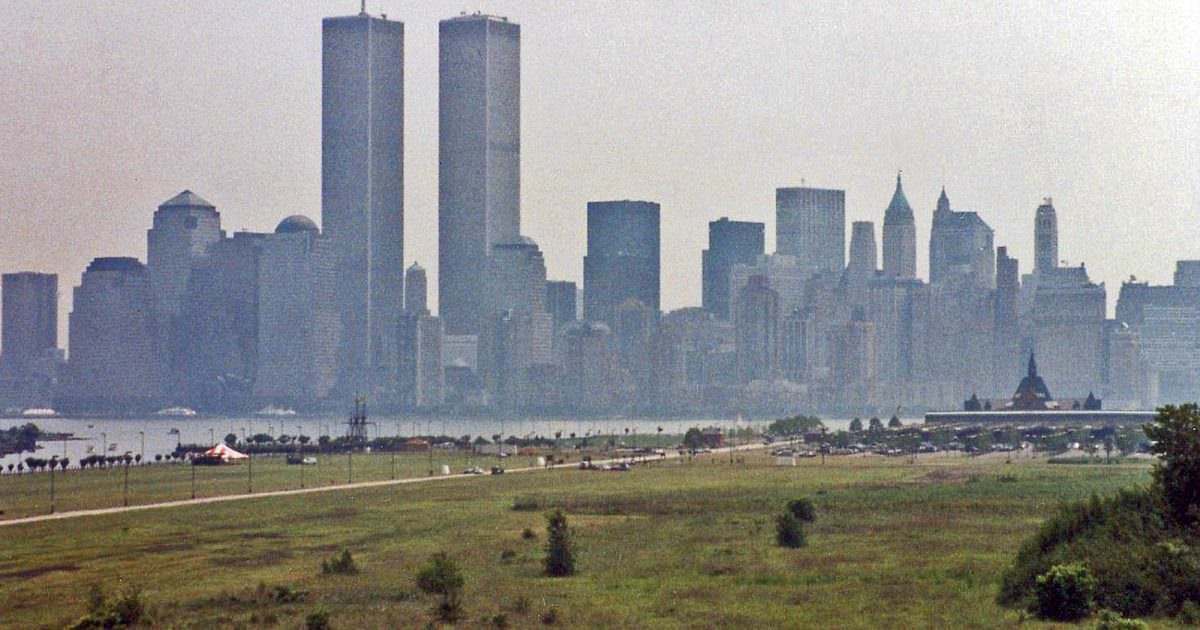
[463,466,485,475]
[490,466,505,475]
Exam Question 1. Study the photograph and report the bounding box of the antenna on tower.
[360,0,366,15]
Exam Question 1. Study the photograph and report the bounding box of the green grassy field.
[0,452,1165,629]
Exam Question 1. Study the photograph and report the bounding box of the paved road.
[0,442,770,528]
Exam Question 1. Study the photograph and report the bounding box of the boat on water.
[21,408,58,417]
[155,406,198,417]
[255,405,297,417]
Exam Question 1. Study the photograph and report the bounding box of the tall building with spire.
[439,13,521,336]
[882,173,916,279]
[322,9,405,396]
[928,187,994,288]
[1035,198,1058,274]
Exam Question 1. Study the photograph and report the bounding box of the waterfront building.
[398,311,444,409]
[558,321,617,413]
[845,221,877,307]
[485,237,547,318]
[147,190,224,319]
[702,218,765,319]
[1031,265,1106,399]
[64,258,164,410]
[583,200,660,324]
[1173,260,1200,288]
[253,216,339,405]
[545,280,578,332]
[993,247,1022,392]
[323,9,406,394]
[0,272,59,407]
[439,12,521,336]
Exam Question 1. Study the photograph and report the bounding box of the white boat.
[255,405,297,417]
[21,408,58,417]
[155,406,198,417]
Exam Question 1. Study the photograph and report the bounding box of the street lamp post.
[191,459,196,499]
[49,455,57,514]
[298,424,304,489]
[139,431,145,464]
[427,417,433,476]
[123,455,130,507]
[209,428,215,446]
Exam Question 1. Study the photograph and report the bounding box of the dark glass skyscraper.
[1,272,57,374]
[439,13,521,335]
[322,10,405,395]
[702,218,764,319]
[583,200,660,324]
[776,187,845,274]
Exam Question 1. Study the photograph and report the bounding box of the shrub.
[416,551,464,622]
[305,607,331,630]
[491,613,509,628]
[69,585,145,629]
[541,607,560,625]
[1094,609,1148,630]
[521,528,537,540]
[775,513,806,548]
[1033,564,1095,621]
[500,549,517,562]
[787,498,816,523]
[513,496,541,511]
[544,510,576,577]
[321,549,359,575]
[512,595,532,615]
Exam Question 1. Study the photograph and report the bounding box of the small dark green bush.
[512,595,532,615]
[775,513,806,548]
[787,498,816,523]
[305,607,331,630]
[541,607,560,625]
[1033,564,1095,621]
[500,549,517,562]
[491,613,509,628]
[521,528,537,540]
[321,549,359,575]
[69,586,145,630]
[417,551,465,622]
[513,496,541,511]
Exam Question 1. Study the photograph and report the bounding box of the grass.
[0,451,1169,628]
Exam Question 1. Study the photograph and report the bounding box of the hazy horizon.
[2,0,1197,344]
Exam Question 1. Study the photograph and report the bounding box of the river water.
[0,415,920,469]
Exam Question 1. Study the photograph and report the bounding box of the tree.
[298,435,311,445]
[683,428,705,450]
[766,415,823,436]
[849,418,863,432]
[868,417,884,433]
[1032,563,1095,621]
[61,458,70,471]
[787,498,816,523]
[888,416,902,428]
[1144,403,1200,523]
[544,509,576,577]
[224,433,238,447]
[416,551,464,621]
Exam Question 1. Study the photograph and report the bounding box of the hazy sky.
[1,0,1198,342]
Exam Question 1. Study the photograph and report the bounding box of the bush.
[416,551,464,622]
[541,607,560,625]
[787,498,816,523]
[512,595,532,615]
[1033,564,1095,621]
[491,613,509,628]
[321,549,359,575]
[513,496,541,511]
[544,509,576,577]
[305,607,331,630]
[1094,609,1148,630]
[69,585,145,629]
[500,549,517,562]
[521,528,537,540]
[775,513,806,548]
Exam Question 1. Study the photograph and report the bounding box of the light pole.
[191,457,196,499]
[209,428,214,446]
[298,423,304,489]
[49,455,57,514]
[139,431,145,464]
[427,417,433,476]
[122,454,131,507]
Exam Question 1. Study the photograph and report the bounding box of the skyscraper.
[734,275,781,384]
[484,237,547,317]
[545,280,578,332]
[928,188,994,288]
[1,273,57,376]
[1035,198,1058,274]
[405,262,428,314]
[583,200,661,324]
[882,173,916,279]
[254,216,340,405]
[775,187,845,275]
[702,218,765,319]
[322,10,405,395]
[146,190,224,319]
[64,258,164,410]
[439,13,521,335]
[845,221,878,306]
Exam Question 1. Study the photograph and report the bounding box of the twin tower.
[322,10,520,393]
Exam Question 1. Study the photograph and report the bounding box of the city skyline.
[1,1,1198,342]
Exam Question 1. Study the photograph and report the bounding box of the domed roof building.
[275,215,319,234]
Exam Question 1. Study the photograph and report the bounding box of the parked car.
[463,466,485,475]
[490,466,505,475]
